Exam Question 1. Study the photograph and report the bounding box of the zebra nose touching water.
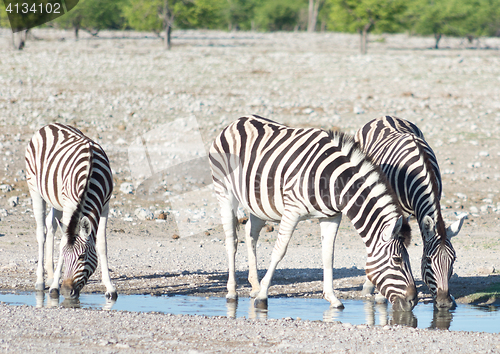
[355,116,465,310]
[25,123,117,301]
[209,115,418,312]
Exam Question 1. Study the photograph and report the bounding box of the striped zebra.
[209,115,417,311]
[25,123,117,300]
[355,116,464,309]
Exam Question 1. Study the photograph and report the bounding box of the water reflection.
[1,292,498,333]
[392,310,418,327]
[430,309,453,330]
[34,291,116,310]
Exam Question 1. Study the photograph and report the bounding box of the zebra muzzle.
[435,289,456,310]
[392,284,418,312]
[61,279,80,299]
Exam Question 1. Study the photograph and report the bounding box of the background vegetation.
[1,0,499,51]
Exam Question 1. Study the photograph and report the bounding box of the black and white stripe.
[209,116,417,311]
[25,123,116,300]
[355,116,464,309]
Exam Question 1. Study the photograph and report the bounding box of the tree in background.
[404,0,472,48]
[327,0,406,53]
[55,0,126,39]
[458,0,500,41]
[254,0,307,31]
[225,0,262,30]
[173,0,226,30]
[308,0,326,32]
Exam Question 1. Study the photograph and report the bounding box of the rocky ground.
[0,28,499,352]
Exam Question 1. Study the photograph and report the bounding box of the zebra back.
[355,116,444,235]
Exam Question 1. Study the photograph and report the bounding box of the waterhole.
[0,292,498,333]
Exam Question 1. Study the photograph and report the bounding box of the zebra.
[209,115,417,311]
[355,116,465,309]
[25,123,117,300]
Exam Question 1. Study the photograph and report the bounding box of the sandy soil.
[0,28,499,352]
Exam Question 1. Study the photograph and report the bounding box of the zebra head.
[61,216,97,299]
[420,215,464,310]
[366,216,417,312]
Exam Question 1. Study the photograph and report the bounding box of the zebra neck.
[336,180,399,247]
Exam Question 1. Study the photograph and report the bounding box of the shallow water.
[0,292,498,333]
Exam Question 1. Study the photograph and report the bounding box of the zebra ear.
[421,215,435,243]
[446,217,465,240]
[383,215,403,242]
[79,216,92,241]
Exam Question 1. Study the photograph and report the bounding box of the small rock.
[114,138,127,145]
[172,234,180,240]
[135,208,154,221]
[264,225,274,232]
[470,206,479,214]
[479,151,489,157]
[119,182,134,194]
[0,209,8,217]
[7,196,18,207]
[157,212,167,220]
[238,217,248,225]
[0,184,12,192]
[204,231,210,236]
[353,106,364,114]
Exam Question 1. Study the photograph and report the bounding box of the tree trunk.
[307,0,324,33]
[360,23,371,54]
[166,25,171,50]
[163,0,173,50]
[434,33,442,49]
[12,31,26,50]
[74,26,79,40]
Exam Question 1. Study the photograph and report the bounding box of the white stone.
[135,208,154,221]
[119,182,134,194]
[7,196,18,207]
[0,184,12,192]
[479,151,489,157]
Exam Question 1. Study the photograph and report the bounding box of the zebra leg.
[254,210,300,309]
[45,208,62,287]
[50,227,68,298]
[362,277,387,303]
[219,193,239,302]
[95,203,117,300]
[361,277,375,295]
[31,190,47,291]
[245,214,266,298]
[319,214,344,309]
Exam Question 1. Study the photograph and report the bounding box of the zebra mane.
[412,135,446,242]
[327,129,412,246]
[66,140,94,246]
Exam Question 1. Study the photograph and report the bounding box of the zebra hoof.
[49,288,60,299]
[106,291,118,301]
[374,293,387,304]
[254,298,268,309]
[226,296,238,304]
[330,301,345,309]
[35,282,45,291]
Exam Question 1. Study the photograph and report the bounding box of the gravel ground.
[0,28,499,352]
